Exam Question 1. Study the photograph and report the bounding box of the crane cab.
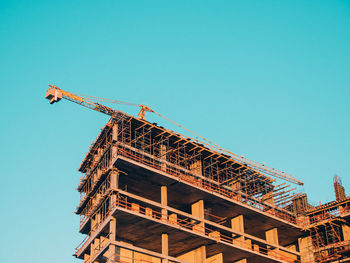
[45,87,62,104]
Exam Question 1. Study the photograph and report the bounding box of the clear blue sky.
[1,1,349,262]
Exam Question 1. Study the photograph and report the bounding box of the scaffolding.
[77,112,300,226]
[302,198,350,262]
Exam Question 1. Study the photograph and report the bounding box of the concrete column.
[169,213,177,225]
[297,215,309,227]
[145,207,153,217]
[208,230,220,241]
[190,160,203,187]
[92,237,100,256]
[107,244,116,263]
[160,145,167,171]
[95,193,101,205]
[229,180,241,191]
[231,215,244,232]
[110,123,119,166]
[134,252,160,263]
[131,203,140,212]
[110,144,118,167]
[279,244,298,261]
[342,225,350,241]
[231,215,244,247]
[298,236,315,263]
[100,236,111,262]
[266,228,279,245]
[206,253,223,263]
[162,233,169,263]
[192,200,204,218]
[230,180,242,201]
[96,212,101,225]
[110,170,119,189]
[110,170,119,212]
[177,246,206,263]
[112,123,118,142]
[110,217,117,241]
[245,239,252,250]
[110,193,117,208]
[190,160,202,176]
[262,191,274,205]
[266,228,279,257]
[192,200,205,233]
[287,244,296,251]
[161,186,168,220]
[342,224,350,240]
[119,245,133,263]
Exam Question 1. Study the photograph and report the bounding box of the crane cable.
[70,92,141,107]
[152,110,303,185]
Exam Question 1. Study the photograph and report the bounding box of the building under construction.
[46,86,350,263]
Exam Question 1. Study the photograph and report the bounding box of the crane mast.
[45,84,304,186]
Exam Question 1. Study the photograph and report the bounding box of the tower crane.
[46,84,154,120]
[45,84,304,186]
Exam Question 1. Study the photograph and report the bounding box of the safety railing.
[298,204,350,228]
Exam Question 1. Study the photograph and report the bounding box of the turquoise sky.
[1,1,349,262]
